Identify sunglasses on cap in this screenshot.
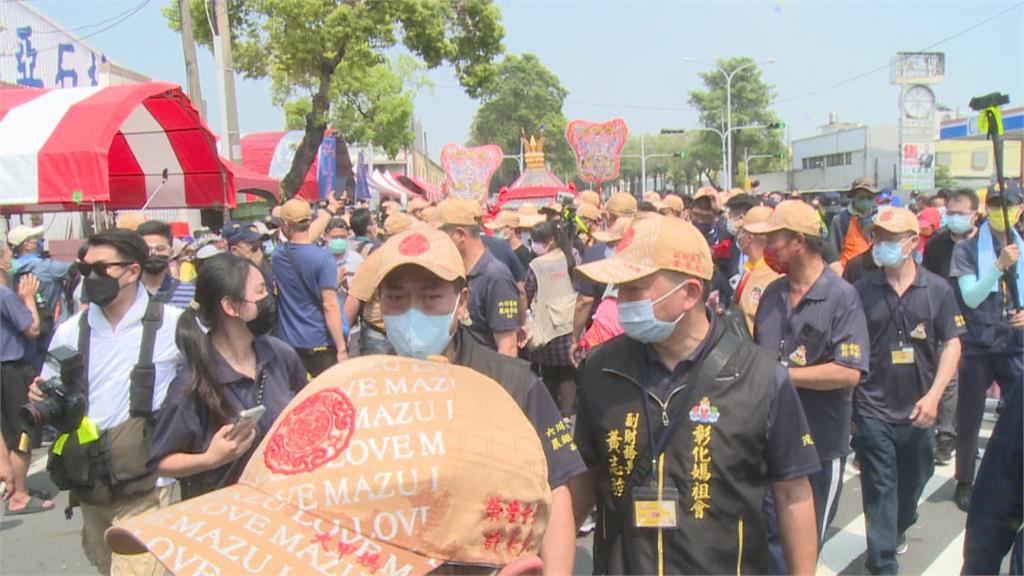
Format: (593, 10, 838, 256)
(77, 260, 132, 278)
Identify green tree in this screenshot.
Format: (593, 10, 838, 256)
(934, 164, 956, 189)
(469, 53, 572, 191)
(165, 0, 504, 198)
(687, 57, 786, 189)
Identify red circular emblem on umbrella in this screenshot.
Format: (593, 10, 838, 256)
(615, 227, 636, 253)
(399, 233, 431, 256)
(264, 389, 356, 475)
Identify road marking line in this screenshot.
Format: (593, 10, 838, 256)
(818, 469, 953, 575)
(922, 529, 964, 575)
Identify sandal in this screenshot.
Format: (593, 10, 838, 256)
(5, 495, 55, 516)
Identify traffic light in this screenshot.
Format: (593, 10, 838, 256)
(768, 122, 785, 129)
(776, 151, 786, 158)
(674, 151, 687, 158)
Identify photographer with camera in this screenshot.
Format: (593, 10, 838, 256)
(1, 241, 51, 515)
(149, 253, 304, 500)
(28, 229, 183, 576)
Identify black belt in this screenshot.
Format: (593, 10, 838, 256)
(295, 344, 336, 357)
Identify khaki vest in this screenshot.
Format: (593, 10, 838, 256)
(526, 251, 576, 349)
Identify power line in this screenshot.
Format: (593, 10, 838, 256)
(14, 1, 149, 35)
(432, 82, 691, 112)
(776, 1, 1024, 104)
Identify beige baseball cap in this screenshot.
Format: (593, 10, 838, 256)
(114, 212, 147, 231)
(869, 207, 919, 235)
(484, 210, 520, 231)
(578, 215, 714, 283)
(6, 225, 45, 247)
(590, 216, 634, 244)
(375, 226, 466, 284)
(383, 212, 416, 236)
(408, 197, 430, 212)
(281, 199, 312, 223)
(605, 192, 638, 217)
(849, 177, 880, 196)
(577, 203, 602, 222)
(106, 355, 552, 576)
(658, 195, 684, 213)
(434, 198, 482, 227)
(744, 200, 822, 236)
(579, 190, 601, 208)
(739, 206, 774, 231)
(643, 191, 662, 204)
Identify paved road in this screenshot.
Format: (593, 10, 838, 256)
(0, 403, 1004, 575)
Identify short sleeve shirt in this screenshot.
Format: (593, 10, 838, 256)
(922, 228, 957, 281)
(271, 243, 338, 348)
(482, 234, 526, 283)
(348, 249, 385, 330)
(466, 250, 520, 350)
(754, 266, 870, 460)
(149, 335, 305, 488)
(0, 285, 32, 362)
(949, 233, 1020, 354)
(575, 242, 610, 298)
(854, 267, 965, 424)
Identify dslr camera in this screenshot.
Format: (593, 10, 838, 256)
(20, 346, 86, 436)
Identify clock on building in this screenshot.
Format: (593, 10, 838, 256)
(902, 85, 936, 119)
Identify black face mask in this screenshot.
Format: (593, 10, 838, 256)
(143, 255, 169, 274)
(83, 272, 121, 308)
(245, 294, 277, 337)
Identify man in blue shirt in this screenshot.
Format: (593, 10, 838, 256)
(137, 220, 195, 309)
(7, 225, 71, 322)
(271, 199, 347, 376)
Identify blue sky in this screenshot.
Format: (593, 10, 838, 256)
(32, 0, 1024, 160)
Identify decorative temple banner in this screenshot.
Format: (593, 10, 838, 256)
(440, 143, 504, 204)
(565, 119, 629, 187)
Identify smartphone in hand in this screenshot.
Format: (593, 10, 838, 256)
(226, 405, 266, 441)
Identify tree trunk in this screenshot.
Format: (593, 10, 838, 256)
(281, 55, 343, 200)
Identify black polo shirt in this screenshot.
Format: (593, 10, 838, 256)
(466, 249, 521, 350)
(618, 311, 821, 482)
(149, 335, 307, 488)
(922, 227, 957, 280)
(452, 328, 586, 489)
(753, 266, 870, 461)
(481, 234, 526, 282)
(854, 266, 965, 424)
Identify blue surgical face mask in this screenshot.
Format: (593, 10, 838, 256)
(617, 282, 688, 344)
(946, 213, 974, 235)
(262, 239, 276, 256)
(384, 296, 459, 359)
(871, 239, 912, 268)
(328, 238, 348, 255)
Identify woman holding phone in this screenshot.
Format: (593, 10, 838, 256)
(150, 253, 306, 499)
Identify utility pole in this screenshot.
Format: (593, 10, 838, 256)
(177, 0, 204, 119)
(212, 0, 240, 160)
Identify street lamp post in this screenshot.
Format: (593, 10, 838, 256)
(662, 122, 776, 190)
(621, 134, 681, 196)
(682, 57, 775, 190)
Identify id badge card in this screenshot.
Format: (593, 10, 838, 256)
(632, 485, 680, 529)
(891, 345, 915, 365)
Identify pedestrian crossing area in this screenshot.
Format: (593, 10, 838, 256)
(819, 418, 995, 575)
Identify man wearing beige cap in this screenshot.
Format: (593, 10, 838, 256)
(271, 198, 347, 376)
(570, 215, 820, 575)
(370, 227, 587, 573)
(435, 199, 522, 356)
(578, 189, 602, 209)
(827, 177, 882, 269)
(485, 210, 532, 269)
(570, 193, 639, 361)
(850, 207, 963, 573)
(748, 199, 870, 573)
(731, 206, 782, 335)
(656, 194, 684, 218)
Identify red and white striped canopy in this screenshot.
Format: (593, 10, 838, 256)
(0, 82, 235, 210)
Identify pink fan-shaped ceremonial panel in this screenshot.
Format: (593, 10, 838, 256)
(440, 143, 504, 205)
(565, 119, 629, 184)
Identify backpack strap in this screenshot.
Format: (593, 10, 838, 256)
(128, 300, 163, 418)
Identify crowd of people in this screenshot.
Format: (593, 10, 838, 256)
(0, 177, 1020, 575)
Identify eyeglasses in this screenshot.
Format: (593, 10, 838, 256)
(77, 261, 132, 278)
